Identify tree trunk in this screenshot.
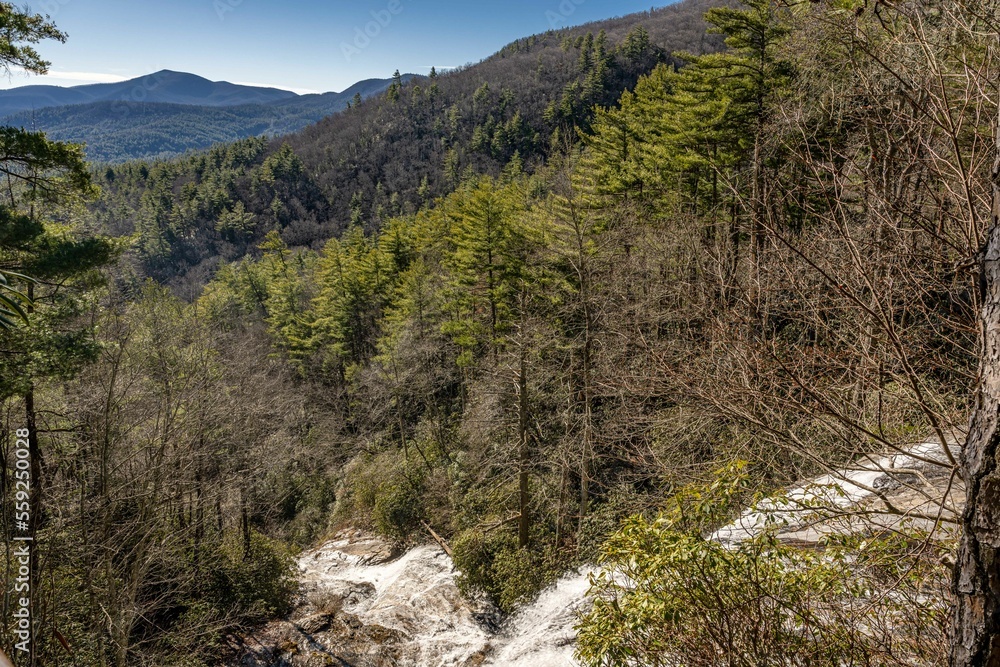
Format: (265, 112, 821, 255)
(950, 115, 1000, 667)
(241, 494, 252, 561)
(517, 308, 531, 549)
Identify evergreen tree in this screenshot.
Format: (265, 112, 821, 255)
(311, 225, 393, 371)
(0, 8, 119, 664)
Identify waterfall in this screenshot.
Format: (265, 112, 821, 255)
(483, 567, 595, 666)
(258, 529, 595, 666)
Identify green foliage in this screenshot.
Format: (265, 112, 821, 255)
(1, 278, 321, 664)
(207, 531, 298, 623)
(580, 65, 676, 202)
(6, 1, 982, 663)
(577, 469, 951, 666)
(575, 483, 649, 562)
(0, 3, 67, 75)
(311, 224, 395, 368)
(373, 466, 426, 542)
(0, 126, 96, 199)
(452, 530, 549, 613)
(215, 200, 257, 238)
(89, 136, 328, 282)
(0, 92, 118, 383)
(0, 269, 31, 328)
(272, 471, 339, 547)
(440, 175, 543, 356)
(332, 451, 429, 542)
(79, 4, 725, 286)
(582, 0, 793, 215)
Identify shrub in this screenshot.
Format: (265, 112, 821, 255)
(576, 467, 950, 667)
(271, 470, 338, 546)
(452, 530, 547, 613)
(331, 450, 399, 528)
(207, 531, 297, 624)
(373, 468, 426, 541)
(575, 483, 648, 562)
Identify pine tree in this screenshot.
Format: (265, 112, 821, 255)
(0, 13, 118, 660)
(311, 225, 393, 371)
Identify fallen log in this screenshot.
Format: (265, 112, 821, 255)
(421, 520, 453, 557)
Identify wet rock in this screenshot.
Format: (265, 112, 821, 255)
(295, 613, 332, 635)
(872, 471, 922, 492)
(230, 529, 496, 666)
(304, 580, 376, 616)
(462, 650, 488, 666)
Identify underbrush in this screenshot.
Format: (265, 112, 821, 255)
(577, 466, 952, 667)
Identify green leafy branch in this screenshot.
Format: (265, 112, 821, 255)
(0, 269, 32, 328)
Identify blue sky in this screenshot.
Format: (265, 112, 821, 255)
(2, 1, 671, 94)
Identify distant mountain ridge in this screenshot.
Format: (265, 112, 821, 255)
(0, 72, 415, 162)
(0, 70, 299, 117)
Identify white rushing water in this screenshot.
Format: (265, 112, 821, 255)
(297, 533, 491, 666)
(268, 440, 959, 666)
(483, 568, 594, 667)
(293, 529, 593, 666)
(712, 438, 961, 545)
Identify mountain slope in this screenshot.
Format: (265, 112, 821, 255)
(1, 76, 408, 163)
(287, 0, 725, 232)
(0, 70, 297, 116)
(89, 0, 727, 287)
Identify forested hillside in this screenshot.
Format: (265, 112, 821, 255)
(87, 0, 724, 290)
(0, 70, 299, 116)
(1, 0, 996, 664)
(0, 74, 405, 163)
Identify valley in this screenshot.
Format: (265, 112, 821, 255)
(0, 71, 407, 162)
(0, 0, 994, 665)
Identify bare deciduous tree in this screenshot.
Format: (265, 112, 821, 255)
(950, 111, 1000, 667)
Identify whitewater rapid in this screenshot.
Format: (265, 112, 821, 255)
(237, 438, 960, 666)
(482, 568, 593, 666)
(289, 529, 592, 666)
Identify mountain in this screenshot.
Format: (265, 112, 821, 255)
(280, 0, 725, 241)
(89, 0, 727, 287)
(272, 77, 418, 115)
(16, 0, 978, 663)
(0, 75, 410, 162)
(0, 70, 298, 116)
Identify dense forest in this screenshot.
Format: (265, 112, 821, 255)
(1, 0, 998, 664)
(87, 0, 724, 293)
